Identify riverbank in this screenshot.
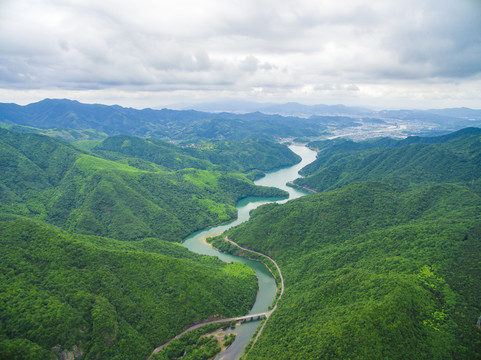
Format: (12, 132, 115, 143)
(153, 144, 317, 360)
(286, 181, 317, 193)
(201, 234, 220, 247)
(222, 237, 285, 358)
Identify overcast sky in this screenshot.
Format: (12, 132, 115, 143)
(1, 0, 480, 109)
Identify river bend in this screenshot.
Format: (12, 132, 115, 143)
(182, 144, 317, 360)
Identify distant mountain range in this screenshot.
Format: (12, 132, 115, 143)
(1, 99, 480, 142)
(167, 100, 371, 116)
(172, 100, 481, 120)
(0, 99, 328, 141)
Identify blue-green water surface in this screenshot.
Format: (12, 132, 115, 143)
(182, 145, 317, 360)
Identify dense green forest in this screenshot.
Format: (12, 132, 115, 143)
(3, 118, 481, 359)
(93, 135, 300, 174)
(218, 128, 481, 359)
(226, 183, 481, 359)
(295, 127, 481, 192)
(0, 128, 292, 241)
(0, 217, 257, 359)
(0, 128, 301, 359)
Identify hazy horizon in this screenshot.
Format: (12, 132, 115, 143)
(3, 97, 481, 113)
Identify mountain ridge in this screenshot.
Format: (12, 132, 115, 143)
(2, 99, 481, 142)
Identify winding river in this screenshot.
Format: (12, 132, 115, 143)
(182, 144, 317, 360)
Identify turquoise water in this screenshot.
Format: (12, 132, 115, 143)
(182, 144, 317, 360)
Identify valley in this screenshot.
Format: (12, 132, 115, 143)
(0, 100, 480, 359)
(3, 0, 481, 358)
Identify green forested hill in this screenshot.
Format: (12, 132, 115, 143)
(6, 118, 481, 360)
(0, 128, 79, 192)
(46, 158, 280, 241)
(0, 128, 289, 241)
(226, 182, 481, 359)
(93, 135, 300, 174)
(0, 217, 257, 359)
(93, 135, 214, 171)
(183, 138, 301, 173)
(219, 128, 481, 359)
(296, 127, 481, 192)
(0, 128, 295, 359)
(0, 99, 328, 141)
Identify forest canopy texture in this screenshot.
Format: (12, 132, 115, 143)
(224, 128, 481, 359)
(1, 123, 481, 359)
(0, 128, 299, 359)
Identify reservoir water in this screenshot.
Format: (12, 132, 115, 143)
(182, 144, 317, 360)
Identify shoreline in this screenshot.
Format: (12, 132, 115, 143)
(149, 144, 316, 360)
(200, 234, 220, 247)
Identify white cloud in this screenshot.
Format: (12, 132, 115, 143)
(0, 0, 480, 108)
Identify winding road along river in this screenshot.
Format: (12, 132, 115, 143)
(182, 144, 317, 360)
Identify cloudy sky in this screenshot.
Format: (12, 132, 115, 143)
(1, 0, 480, 109)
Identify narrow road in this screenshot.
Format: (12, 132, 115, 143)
(147, 238, 285, 360)
(147, 144, 310, 360)
(224, 237, 284, 305)
(148, 311, 271, 358)
(224, 237, 284, 356)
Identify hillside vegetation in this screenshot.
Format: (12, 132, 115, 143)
(0, 217, 257, 359)
(217, 128, 481, 359)
(93, 135, 300, 174)
(0, 128, 291, 241)
(4, 117, 481, 359)
(296, 127, 481, 192)
(226, 183, 481, 359)
(0, 128, 300, 359)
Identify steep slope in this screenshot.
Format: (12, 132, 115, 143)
(183, 138, 301, 173)
(93, 135, 301, 173)
(0, 128, 297, 359)
(296, 127, 481, 192)
(0, 128, 79, 188)
(225, 182, 481, 359)
(0, 129, 288, 241)
(47, 156, 283, 241)
(0, 217, 257, 359)
(93, 135, 214, 171)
